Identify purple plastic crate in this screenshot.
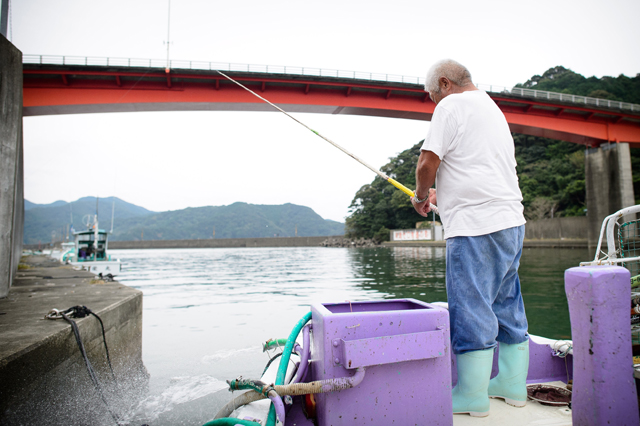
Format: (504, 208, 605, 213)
(310, 299, 453, 426)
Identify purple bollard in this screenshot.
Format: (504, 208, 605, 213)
(565, 266, 639, 426)
(310, 299, 453, 426)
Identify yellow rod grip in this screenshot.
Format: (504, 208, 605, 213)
(387, 177, 415, 198)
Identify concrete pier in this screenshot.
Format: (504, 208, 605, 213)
(0, 255, 147, 425)
(585, 143, 635, 247)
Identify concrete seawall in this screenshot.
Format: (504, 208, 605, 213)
(32, 217, 591, 253)
(386, 218, 589, 248)
(109, 235, 345, 250)
(0, 255, 147, 425)
(524, 216, 588, 240)
(384, 239, 587, 248)
(0, 35, 24, 298)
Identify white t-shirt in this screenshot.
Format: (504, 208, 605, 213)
(421, 90, 525, 239)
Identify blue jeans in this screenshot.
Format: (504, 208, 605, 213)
(446, 225, 528, 354)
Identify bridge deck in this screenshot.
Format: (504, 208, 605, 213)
(22, 61, 640, 147)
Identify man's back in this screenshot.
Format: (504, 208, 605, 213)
(421, 90, 525, 238)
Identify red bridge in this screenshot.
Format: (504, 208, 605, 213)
(21, 56, 640, 245)
(22, 56, 640, 148)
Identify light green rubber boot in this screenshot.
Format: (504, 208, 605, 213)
(452, 348, 494, 417)
(488, 340, 530, 407)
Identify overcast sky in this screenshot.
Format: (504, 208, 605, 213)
(9, 0, 640, 222)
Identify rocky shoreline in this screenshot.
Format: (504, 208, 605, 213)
(319, 237, 380, 248)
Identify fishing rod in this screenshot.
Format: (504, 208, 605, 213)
(216, 70, 439, 215)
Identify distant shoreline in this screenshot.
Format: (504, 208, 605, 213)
(384, 239, 588, 249)
(24, 236, 588, 251)
(106, 235, 345, 250)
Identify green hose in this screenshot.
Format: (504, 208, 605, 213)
(263, 338, 289, 351)
(228, 378, 273, 396)
(266, 311, 313, 426)
(276, 312, 312, 386)
(205, 311, 313, 426)
(202, 419, 261, 426)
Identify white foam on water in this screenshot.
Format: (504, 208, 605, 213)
(201, 345, 263, 363)
(125, 374, 228, 423)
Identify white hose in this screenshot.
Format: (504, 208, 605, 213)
(214, 367, 366, 420)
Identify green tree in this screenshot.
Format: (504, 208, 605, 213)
(345, 66, 640, 239)
(345, 135, 588, 240)
(514, 134, 586, 218)
(516, 66, 640, 104)
(345, 142, 435, 240)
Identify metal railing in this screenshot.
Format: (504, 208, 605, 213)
(510, 87, 639, 112)
(475, 84, 640, 112)
(22, 55, 640, 113)
(22, 54, 424, 85)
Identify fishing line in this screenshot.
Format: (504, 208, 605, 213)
(115, 69, 152, 104)
(216, 70, 438, 215)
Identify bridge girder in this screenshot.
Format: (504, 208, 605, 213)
(22, 64, 640, 147)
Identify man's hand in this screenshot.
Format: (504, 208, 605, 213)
(413, 150, 440, 217)
(411, 188, 437, 217)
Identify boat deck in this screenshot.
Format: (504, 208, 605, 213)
(454, 398, 571, 426)
(282, 381, 572, 425)
(453, 380, 572, 426)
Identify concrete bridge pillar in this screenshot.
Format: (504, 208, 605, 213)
(585, 142, 635, 247)
(0, 35, 24, 298)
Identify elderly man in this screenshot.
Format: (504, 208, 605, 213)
(412, 59, 529, 417)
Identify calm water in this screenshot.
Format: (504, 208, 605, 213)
(110, 246, 589, 425)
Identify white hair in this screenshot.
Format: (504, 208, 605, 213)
(424, 59, 473, 94)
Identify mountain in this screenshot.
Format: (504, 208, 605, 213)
(25, 199, 67, 210)
(109, 202, 344, 241)
(24, 199, 344, 244)
(24, 197, 156, 244)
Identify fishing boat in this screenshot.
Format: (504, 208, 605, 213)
(205, 205, 640, 426)
(67, 214, 121, 276)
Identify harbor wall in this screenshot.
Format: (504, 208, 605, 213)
(385, 217, 588, 248)
(0, 35, 24, 298)
(34, 218, 588, 252)
(108, 235, 344, 250)
(524, 216, 587, 240)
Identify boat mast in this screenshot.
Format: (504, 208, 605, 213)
(94, 197, 99, 252)
(165, 0, 171, 71)
(68, 203, 73, 241)
(110, 198, 115, 233)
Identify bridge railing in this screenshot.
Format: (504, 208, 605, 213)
(475, 84, 640, 113)
(22, 54, 424, 85)
(23, 55, 640, 113)
(510, 87, 639, 112)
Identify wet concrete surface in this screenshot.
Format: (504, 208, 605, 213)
(0, 254, 147, 425)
